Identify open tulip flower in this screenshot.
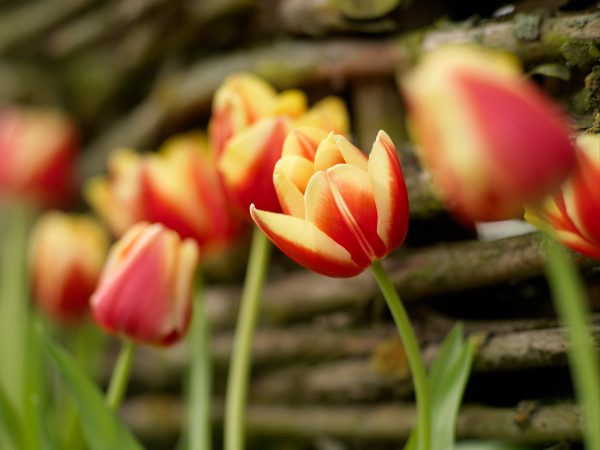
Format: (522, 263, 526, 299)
(526, 133, 600, 259)
(211, 72, 349, 217)
(86, 133, 242, 257)
(86, 149, 145, 237)
(209, 73, 308, 156)
(91, 222, 199, 346)
(402, 45, 577, 222)
(250, 129, 409, 277)
(0, 107, 78, 208)
(29, 212, 109, 323)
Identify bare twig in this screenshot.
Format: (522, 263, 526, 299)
(82, 11, 600, 177)
(121, 395, 582, 443)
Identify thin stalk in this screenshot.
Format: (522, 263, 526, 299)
(224, 227, 271, 450)
(105, 340, 135, 410)
(371, 260, 430, 450)
(188, 277, 212, 450)
(544, 236, 600, 450)
(0, 203, 31, 414)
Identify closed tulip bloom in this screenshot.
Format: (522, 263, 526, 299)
(29, 212, 109, 323)
(91, 223, 199, 346)
(402, 45, 577, 222)
(251, 130, 409, 277)
(0, 107, 78, 208)
(526, 133, 600, 259)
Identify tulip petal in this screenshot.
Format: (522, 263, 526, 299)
(273, 156, 312, 218)
(368, 130, 409, 250)
(269, 89, 308, 117)
(250, 206, 362, 277)
(295, 96, 350, 135)
(305, 167, 385, 267)
(218, 117, 288, 214)
(282, 127, 329, 160)
(314, 134, 368, 172)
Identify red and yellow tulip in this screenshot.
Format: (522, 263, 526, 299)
(402, 45, 577, 222)
(86, 133, 242, 256)
(85, 149, 145, 237)
(91, 222, 199, 346)
(251, 129, 409, 277)
(210, 73, 350, 218)
(29, 212, 109, 323)
(0, 107, 78, 208)
(526, 133, 600, 259)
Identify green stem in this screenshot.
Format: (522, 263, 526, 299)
(188, 277, 212, 450)
(0, 203, 31, 414)
(224, 227, 271, 450)
(371, 261, 430, 450)
(105, 340, 134, 410)
(544, 236, 600, 450)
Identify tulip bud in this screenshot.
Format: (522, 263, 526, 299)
(251, 130, 409, 277)
(91, 223, 199, 346)
(85, 149, 145, 237)
(526, 133, 600, 259)
(29, 212, 109, 323)
(141, 133, 242, 255)
(402, 45, 577, 222)
(0, 107, 78, 208)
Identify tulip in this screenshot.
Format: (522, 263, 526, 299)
(209, 73, 307, 156)
(212, 73, 350, 218)
(140, 133, 242, 255)
(250, 129, 409, 277)
(29, 212, 109, 323)
(401, 45, 577, 222)
(0, 107, 78, 208)
(526, 133, 600, 259)
(85, 149, 146, 237)
(86, 134, 242, 257)
(91, 222, 199, 346)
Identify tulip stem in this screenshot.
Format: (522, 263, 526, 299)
(188, 276, 212, 450)
(370, 261, 430, 450)
(224, 227, 271, 450)
(105, 339, 134, 410)
(543, 236, 600, 450)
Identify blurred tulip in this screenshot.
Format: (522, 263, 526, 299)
(29, 212, 109, 323)
(141, 133, 242, 255)
(251, 130, 409, 277)
(209, 73, 307, 156)
(85, 149, 145, 237)
(526, 133, 600, 258)
(86, 134, 242, 257)
(0, 107, 78, 208)
(211, 73, 350, 218)
(402, 45, 577, 222)
(91, 222, 199, 346)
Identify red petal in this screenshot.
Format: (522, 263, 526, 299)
(305, 167, 385, 267)
(251, 206, 363, 277)
(368, 130, 409, 252)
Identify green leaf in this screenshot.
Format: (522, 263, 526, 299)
(41, 330, 145, 450)
(0, 384, 25, 449)
(429, 323, 477, 450)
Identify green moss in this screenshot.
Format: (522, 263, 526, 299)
(584, 66, 600, 112)
(559, 40, 600, 68)
(513, 14, 541, 42)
